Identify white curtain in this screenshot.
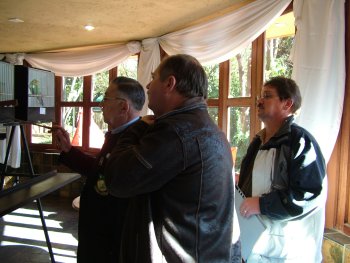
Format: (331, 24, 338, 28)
(159, 0, 291, 65)
(24, 41, 141, 76)
(137, 38, 160, 115)
(292, 0, 345, 162)
(138, 0, 291, 111)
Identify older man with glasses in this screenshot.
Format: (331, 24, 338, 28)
(54, 76, 145, 263)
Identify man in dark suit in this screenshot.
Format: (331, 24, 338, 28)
(54, 76, 145, 263)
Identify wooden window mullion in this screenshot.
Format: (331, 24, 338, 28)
(218, 61, 230, 133)
(82, 76, 92, 150)
(250, 34, 265, 137)
(109, 67, 118, 82)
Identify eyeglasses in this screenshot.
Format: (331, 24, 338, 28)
(256, 94, 279, 100)
(102, 96, 126, 102)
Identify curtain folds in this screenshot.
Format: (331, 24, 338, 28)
(292, 0, 345, 162)
(137, 0, 291, 113)
(137, 38, 160, 115)
(138, 0, 291, 113)
(1, 0, 291, 80)
(159, 0, 291, 65)
(24, 41, 141, 77)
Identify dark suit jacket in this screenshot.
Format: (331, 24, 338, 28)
(60, 131, 129, 263)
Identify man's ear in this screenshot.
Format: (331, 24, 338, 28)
(120, 100, 130, 113)
(284, 98, 294, 111)
(165, 75, 177, 92)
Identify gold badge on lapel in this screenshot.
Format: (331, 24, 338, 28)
(95, 174, 108, 196)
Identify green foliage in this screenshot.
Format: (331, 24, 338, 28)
(204, 46, 252, 171)
(208, 107, 219, 124)
(265, 37, 294, 79)
(93, 71, 109, 102)
(229, 107, 250, 171)
(118, 58, 138, 80)
(63, 76, 83, 102)
(230, 46, 252, 98)
(228, 45, 252, 171)
(203, 64, 219, 98)
(91, 71, 109, 130)
(62, 77, 83, 129)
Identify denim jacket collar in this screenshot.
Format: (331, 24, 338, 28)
(156, 97, 207, 121)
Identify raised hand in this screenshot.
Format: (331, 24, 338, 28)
(52, 126, 72, 153)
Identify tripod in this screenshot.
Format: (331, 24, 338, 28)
(0, 122, 56, 263)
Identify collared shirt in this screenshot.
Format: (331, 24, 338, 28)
(111, 117, 140, 135)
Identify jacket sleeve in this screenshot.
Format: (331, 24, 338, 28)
(259, 130, 326, 220)
(104, 120, 184, 198)
(59, 147, 98, 177)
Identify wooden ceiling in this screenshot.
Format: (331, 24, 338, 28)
(0, 0, 254, 53)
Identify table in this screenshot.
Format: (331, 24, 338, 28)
(0, 171, 81, 262)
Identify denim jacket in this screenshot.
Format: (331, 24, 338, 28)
(105, 97, 234, 263)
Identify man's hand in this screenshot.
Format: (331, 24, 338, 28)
(240, 197, 261, 218)
(141, 115, 156, 125)
(52, 126, 72, 153)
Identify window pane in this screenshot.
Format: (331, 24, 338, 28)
(62, 77, 83, 102)
(61, 107, 82, 147)
(227, 107, 250, 172)
(92, 71, 109, 102)
(203, 64, 219, 99)
(229, 44, 252, 98)
(31, 122, 52, 144)
(90, 107, 107, 148)
(117, 56, 138, 79)
(264, 12, 295, 80)
(264, 36, 294, 80)
(208, 107, 218, 125)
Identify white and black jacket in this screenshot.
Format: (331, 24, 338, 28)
(239, 116, 327, 262)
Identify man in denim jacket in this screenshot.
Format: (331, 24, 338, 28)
(105, 54, 235, 262)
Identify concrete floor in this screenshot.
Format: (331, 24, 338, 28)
(0, 195, 79, 263)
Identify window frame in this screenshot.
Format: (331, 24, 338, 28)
(27, 67, 118, 153)
(23, 2, 350, 233)
(207, 33, 265, 145)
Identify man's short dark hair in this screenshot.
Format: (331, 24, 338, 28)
(264, 76, 302, 113)
(111, 76, 145, 111)
(158, 54, 208, 99)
